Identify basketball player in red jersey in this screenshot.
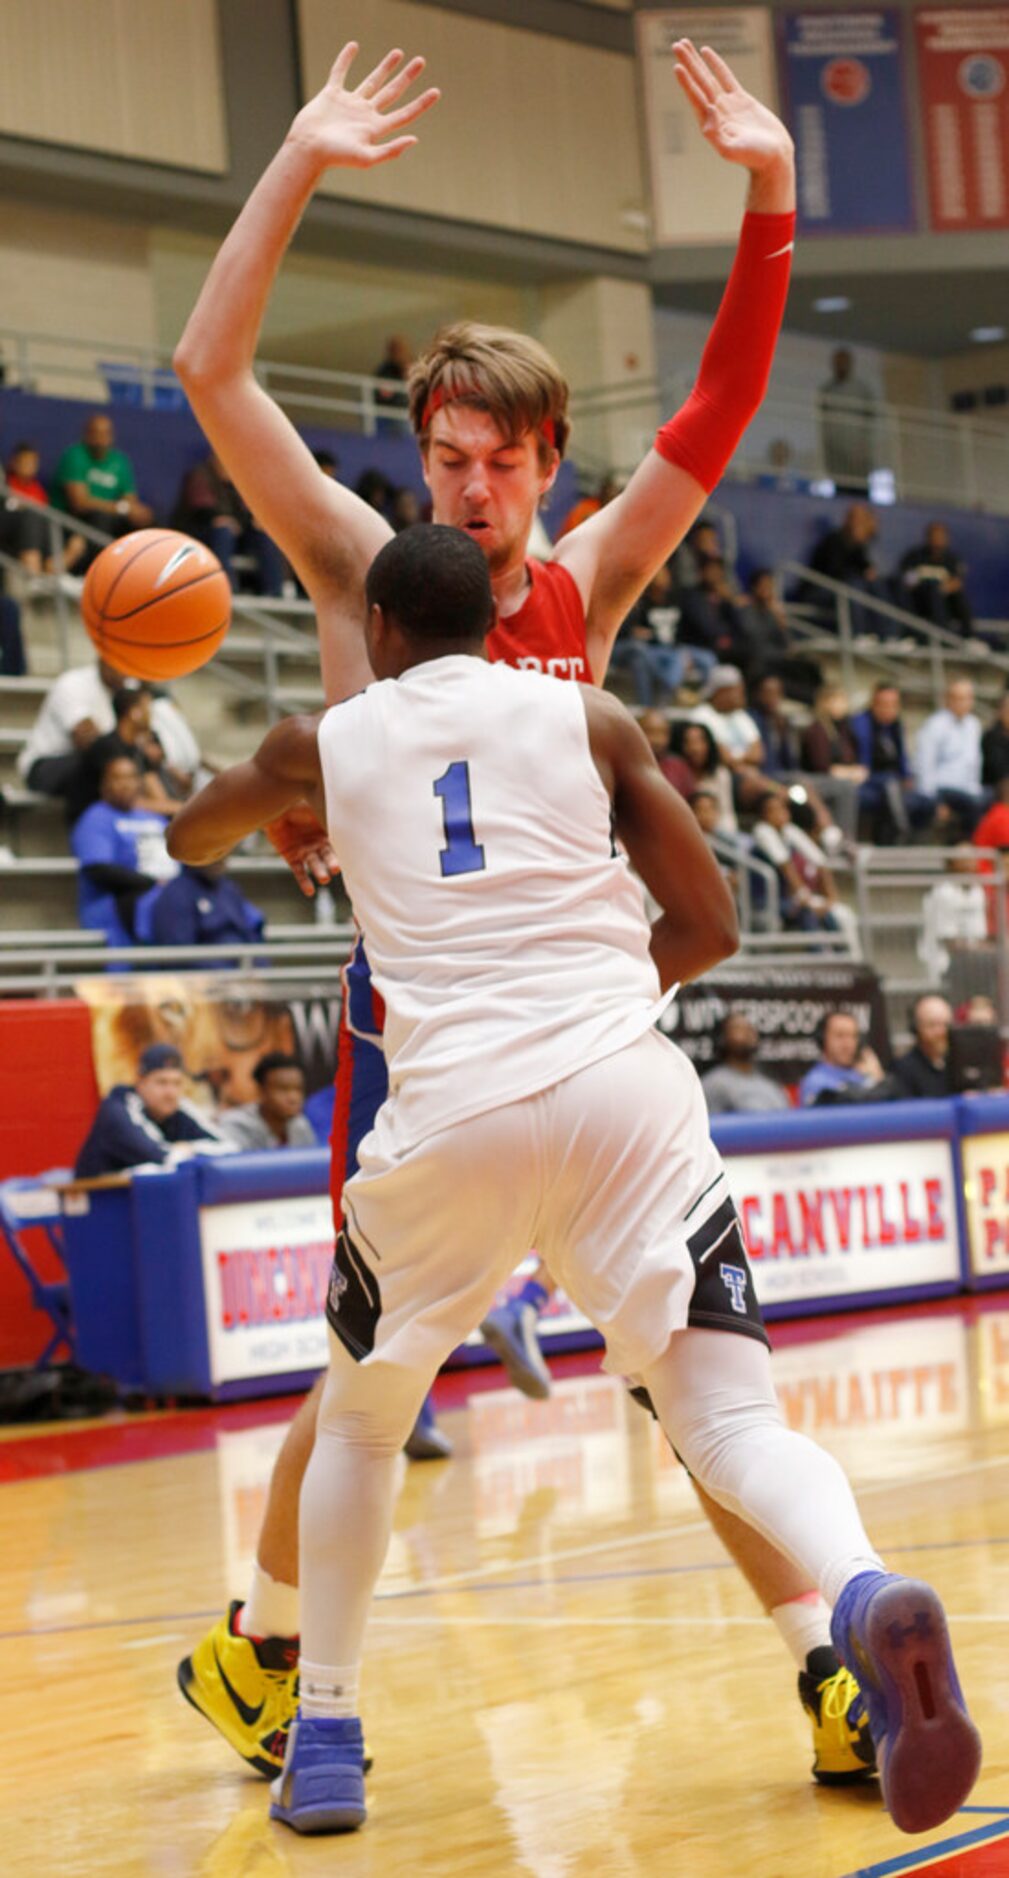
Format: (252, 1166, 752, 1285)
(172, 37, 872, 1792)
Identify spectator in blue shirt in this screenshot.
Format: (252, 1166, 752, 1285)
(850, 683, 934, 842)
(74, 1042, 224, 1176)
(70, 752, 175, 947)
(799, 1011, 885, 1107)
(914, 678, 988, 837)
(149, 861, 265, 956)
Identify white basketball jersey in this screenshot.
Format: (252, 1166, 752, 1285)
(318, 656, 670, 1152)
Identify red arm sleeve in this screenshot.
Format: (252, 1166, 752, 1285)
(654, 209, 795, 495)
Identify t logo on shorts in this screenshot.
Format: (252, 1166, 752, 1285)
(719, 1262, 749, 1315)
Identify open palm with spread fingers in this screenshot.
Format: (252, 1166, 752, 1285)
(673, 39, 792, 173)
(289, 41, 440, 170)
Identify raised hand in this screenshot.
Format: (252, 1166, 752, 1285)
(288, 41, 440, 172)
(673, 40, 793, 176)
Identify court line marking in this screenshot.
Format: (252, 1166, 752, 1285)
(840, 1814, 1009, 1877)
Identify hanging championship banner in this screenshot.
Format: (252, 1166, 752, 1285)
(636, 8, 779, 242)
(778, 10, 915, 234)
(915, 6, 1009, 230)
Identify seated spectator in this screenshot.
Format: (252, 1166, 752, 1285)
(667, 719, 737, 830)
(218, 1052, 316, 1150)
(2, 440, 81, 573)
(692, 667, 773, 813)
(172, 452, 284, 597)
(799, 684, 866, 845)
(669, 518, 724, 594)
(149, 860, 265, 953)
(892, 994, 953, 1100)
(70, 752, 177, 947)
(799, 1012, 885, 1106)
(691, 788, 748, 900)
(899, 523, 974, 639)
(915, 679, 987, 838)
(50, 414, 153, 564)
(701, 1012, 789, 1114)
(918, 848, 989, 982)
(806, 503, 891, 638)
(751, 792, 856, 940)
(0, 586, 24, 676)
(678, 557, 746, 665)
(555, 472, 622, 541)
(372, 335, 412, 432)
(850, 683, 935, 843)
(18, 658, 199, 802)
(612, 566, 715, 706)
(748, 674, 844, 852)
(973, 778, 1009, 852)
(732, 568, 821, 703)
(66, 682, 186, 824)
(982, 690, 1009, 791)
(74, 1042, 224, 1177)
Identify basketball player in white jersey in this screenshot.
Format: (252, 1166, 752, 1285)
(169, 525, 979, 1838)
(172, 33, 875, 1792)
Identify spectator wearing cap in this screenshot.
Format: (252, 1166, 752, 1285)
(74, 1043, 225, 1177)
(218, 1053, 316, 1151)
(692, 666, 776, 814)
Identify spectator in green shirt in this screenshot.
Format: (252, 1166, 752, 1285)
(51, 413, 153, 566)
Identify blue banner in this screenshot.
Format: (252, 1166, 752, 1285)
(778, 10, 916, 235)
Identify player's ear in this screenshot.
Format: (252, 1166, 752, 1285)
(538, 448, 561, 499)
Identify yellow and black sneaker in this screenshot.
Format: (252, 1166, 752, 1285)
(798, 1648, 877, 1786)
(178, 1601, 300, 1779)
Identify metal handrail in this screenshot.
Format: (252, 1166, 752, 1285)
(782, 559, 1009, 707)
(854, 845, 1009, 1024)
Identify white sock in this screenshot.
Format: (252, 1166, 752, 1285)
(240, 1560, 301, 1641)
(300, 1658, 360, 1720)
(820, 1556, 888, 1612)
(771, 1592, 833, 1669)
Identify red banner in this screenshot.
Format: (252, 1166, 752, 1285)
(916, 6, 1009, 229)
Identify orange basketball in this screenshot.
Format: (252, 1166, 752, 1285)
(81, 529, 232, 681)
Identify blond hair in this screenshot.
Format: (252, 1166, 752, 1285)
(408, 322, 570, 462)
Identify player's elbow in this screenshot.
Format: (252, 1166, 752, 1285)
(166, 811, 215, 867)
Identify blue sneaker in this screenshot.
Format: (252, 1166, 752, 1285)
(831, 1571, 981, 1834)
(403, 1392, 453, 1461)
(269, 1714, 366, 1835)
(480, 1299, 551, 1400)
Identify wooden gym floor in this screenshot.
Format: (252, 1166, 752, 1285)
(4, 1298, 1009, 1878)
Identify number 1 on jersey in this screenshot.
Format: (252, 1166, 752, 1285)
(433, 761, 486, 877)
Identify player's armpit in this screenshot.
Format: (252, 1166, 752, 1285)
(168, 714, 329, 877)
(583, 689, 738, 987)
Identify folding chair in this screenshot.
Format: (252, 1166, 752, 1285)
(0, 1172, 76, 1368)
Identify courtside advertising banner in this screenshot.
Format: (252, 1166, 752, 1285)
(637, 8, 779, 242)
(730, 1136, 961, 1307)
(778, 10, 916, 233)
(962, 1131, 1009, 1274)
(915, 6, 1009, 230)
(199, 1193, 334, 1384)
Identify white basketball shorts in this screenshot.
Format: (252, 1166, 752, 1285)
(326, 1027, 767, 1380)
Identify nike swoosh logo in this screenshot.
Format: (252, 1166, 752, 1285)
(155, 542, 202, 588)
(766, 241, 795, 260)
(214, 1645, 265, 1727)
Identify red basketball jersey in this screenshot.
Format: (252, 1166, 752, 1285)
(486, 558, 590, 684)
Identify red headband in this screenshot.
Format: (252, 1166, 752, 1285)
(421, 384, 556, 448)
